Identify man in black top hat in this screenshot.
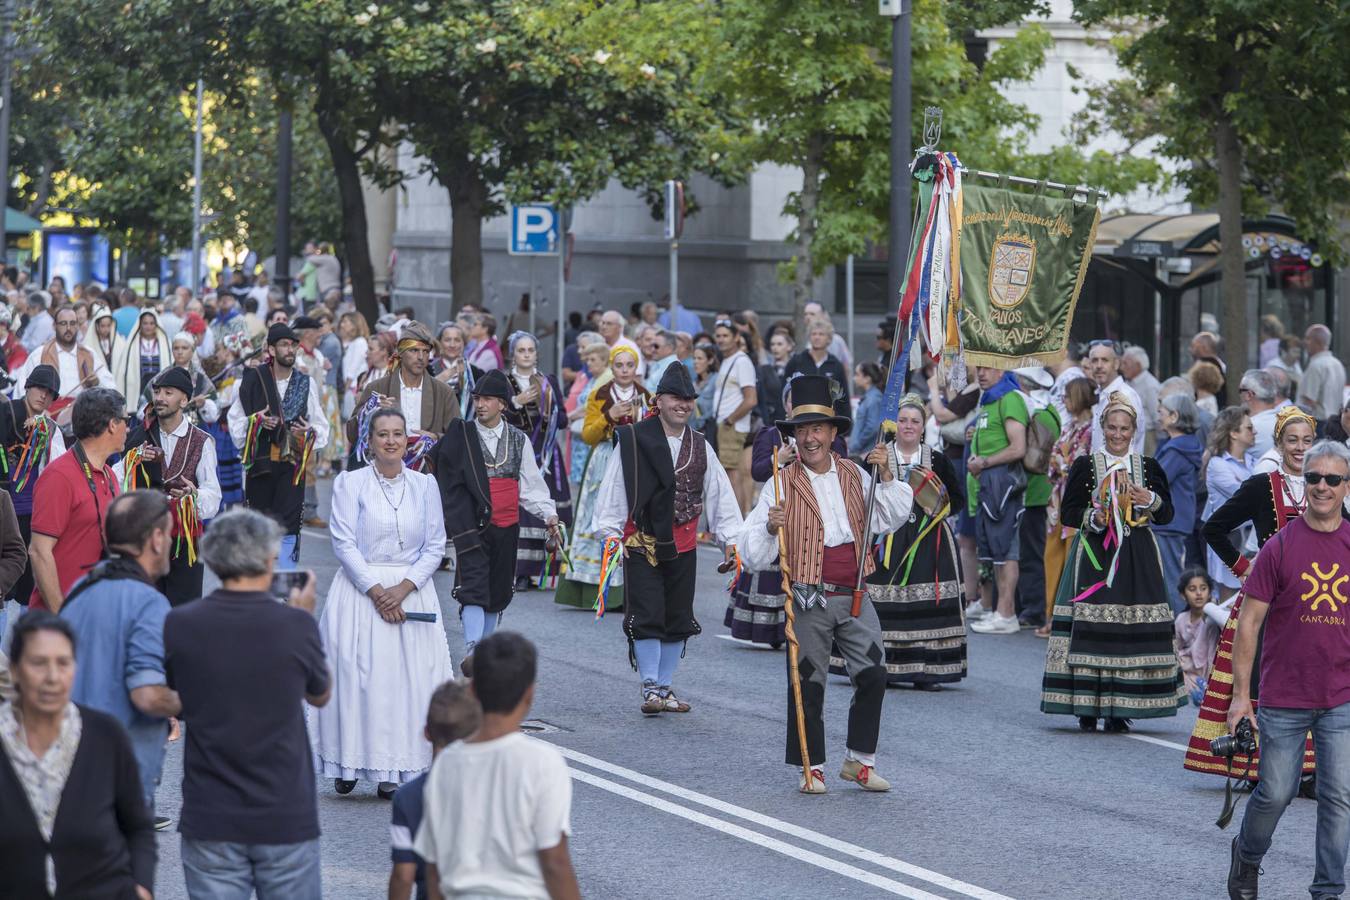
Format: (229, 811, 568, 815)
(433, 368, 557, 665)
(122, 366, 221, 605)
(0, 364, 65, 604)
(591, 363, 744, 715)
(227, 323, 330, 567)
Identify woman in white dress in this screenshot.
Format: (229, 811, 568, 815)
(310, 406, 453, 799)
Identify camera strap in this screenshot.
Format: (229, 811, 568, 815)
(1216, 752, 1254, 829)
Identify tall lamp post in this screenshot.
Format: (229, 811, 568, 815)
(880, 0, 912, 306)
(0, 0, 18, 267)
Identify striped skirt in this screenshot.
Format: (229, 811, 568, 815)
(204, 420, 244, 507)
(724, 568, 785, 647)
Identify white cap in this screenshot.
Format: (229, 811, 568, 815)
(1013, 366, 1054, 388)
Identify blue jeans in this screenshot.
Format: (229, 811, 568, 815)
(1237, 702, 1350, 899)
(1154, 533, 1187, 613)
(182, 837, 322, 900)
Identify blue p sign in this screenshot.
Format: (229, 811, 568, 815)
(509, 205, 559, 256)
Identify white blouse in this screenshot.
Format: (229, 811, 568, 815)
(329, 465, 446, 594)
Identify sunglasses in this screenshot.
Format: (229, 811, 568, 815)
(714, 319, 734, 329)
(1087, 339, 1122, 355)
(1306, 472, 1347, 487)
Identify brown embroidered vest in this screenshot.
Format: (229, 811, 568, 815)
(782, 455, 875, 586)
(672, 428, 706, 526)
(147, 425, 210, 493)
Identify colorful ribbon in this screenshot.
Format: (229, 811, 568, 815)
(723, 544, 742, 594)
(120, 445, 149, 492)
(172, 493, 203, 565)
(10, 416, 53, 493)
(594, 536, 623, 619)
(1071, 461, 1131, 602)
(537, 523, 573, 589)
(290, 429, 316, 486)
(404, 433, 435, 472)
(353, 393, 382, 462)
(240, 412, 266, 468)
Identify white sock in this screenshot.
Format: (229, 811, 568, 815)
(844, 748, 876, 767)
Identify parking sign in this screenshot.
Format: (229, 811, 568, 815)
(509, 204, 559, 255)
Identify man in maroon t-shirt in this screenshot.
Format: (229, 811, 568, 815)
(1227, 440, 1350, 900)
(29, 388, 126, 611)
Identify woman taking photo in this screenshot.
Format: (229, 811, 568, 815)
(1040, 393, 1184, 733)
(0, 612, 156, 898)
(1184, 406, 1319, 784)
(852, 393, 966, 688)
(1038, 377, 1096, 637)
(554, 345, 652, 611)
(502, 331, 572, 589)
(311, 407, 452, 800)
(1202, 406, 1256, 602)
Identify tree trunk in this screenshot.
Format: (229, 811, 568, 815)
(313, 93, 379, 325)
(1213, 95, 1248, 385)
(791, 131, 825, 326)
(447, 167, 488, 313)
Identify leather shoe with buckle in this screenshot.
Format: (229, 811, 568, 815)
(840, 758, 891, 792)
(799, 767, 826, 794)
(1227, 837, 1260, 899)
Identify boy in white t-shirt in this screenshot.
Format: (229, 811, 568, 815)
(414, 632, 579, 900)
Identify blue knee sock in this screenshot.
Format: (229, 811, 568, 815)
(462, 606, 486, 653)
(633, 639, 661, 684)
(277, 535, 298, 570)
(657, 640, 683, 688)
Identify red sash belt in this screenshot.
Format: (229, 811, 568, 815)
(489, 477, 520, 527)
(821, 543, 858, 588)
(622, 516, 700, 554)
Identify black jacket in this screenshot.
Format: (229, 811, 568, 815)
(434, 417, 493, 554)
(0, 705, 155, 899)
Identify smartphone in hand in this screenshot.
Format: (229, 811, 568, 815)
(270, 570, 312, 602)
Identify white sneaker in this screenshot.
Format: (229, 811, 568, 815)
(964, 600, 991, 621)
(970, 613, 1020, 634)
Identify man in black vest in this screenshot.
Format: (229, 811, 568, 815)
(591, 364, 744, 716)
(123, 367, 221, 605)
(434, 369, 557, 664)
(227, 323, 330, 567)
(0, 364, 65, 605)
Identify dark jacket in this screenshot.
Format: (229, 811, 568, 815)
(434, 417, 493, 554)
(0, 705, 155, 899)
(1153, 432, 1203, 537)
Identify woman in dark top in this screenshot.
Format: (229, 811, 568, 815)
(0, 612, 155, 899)
(783, 320, 850, 431)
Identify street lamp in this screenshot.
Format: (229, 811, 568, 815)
(879, 0, 911, 308)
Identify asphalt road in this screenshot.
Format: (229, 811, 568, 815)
(146, 485, 1327, 900)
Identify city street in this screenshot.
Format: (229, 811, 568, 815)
(141, 486, 1323, 900)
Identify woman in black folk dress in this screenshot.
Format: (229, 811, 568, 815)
(829, 394, 967, 687)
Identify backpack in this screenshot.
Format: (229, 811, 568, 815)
(1023, 406, 1060, 475)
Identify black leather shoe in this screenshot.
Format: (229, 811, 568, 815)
(1104, 717, 1133, 733)
(378, 782, 399, 800)
(1078, 716, 1098, 732)
(1299, 774, 1317, 799)
(334, 779, 357, 795)
(1228, 837, 1260, 899)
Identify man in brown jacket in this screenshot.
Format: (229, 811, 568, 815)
(346, 322, 459, 468)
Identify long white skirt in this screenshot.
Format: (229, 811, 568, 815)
(309, 562, 454, 784)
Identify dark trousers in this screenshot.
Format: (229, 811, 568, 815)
(244, 464, 305, 535)
(159, 553, 204, 607)
(1017, 505, 1048, 622)
(622, 551, 700, 645)
(454, 524, 520, 614)
(8, 513, 31, 604)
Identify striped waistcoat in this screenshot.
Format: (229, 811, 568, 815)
(782, 456, 875, 586)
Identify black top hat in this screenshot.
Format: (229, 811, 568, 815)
(655, 361, 698, 400)
(290, 315, 322, 332)
(471, 368, 513, 402)
(154, 366, 194, 398)
(267, 323, 299, 346)
(776, 374, 851, 437)
(24, 364, 59, 398)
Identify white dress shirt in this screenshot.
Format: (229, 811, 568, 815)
(476, 418, 556, 522)
(1090, 376, 1145, 454)
(591, 427, 743, 544)
(227, 368, 331, 451)
(13, 342, 115, 400)
(740, 457, 913, 574)
(398, 373, 424, 434)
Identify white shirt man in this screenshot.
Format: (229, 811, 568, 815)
(14, 335, 116, 400)
(1298, 326, 1346, 421)
(715, 351, 757, 436)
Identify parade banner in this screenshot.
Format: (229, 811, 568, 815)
(956, 184, 1100, 368)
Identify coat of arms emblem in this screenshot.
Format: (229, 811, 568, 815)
(989, 232, 1036, 309)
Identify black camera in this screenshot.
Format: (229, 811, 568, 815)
(1210, 716, 1257, 758)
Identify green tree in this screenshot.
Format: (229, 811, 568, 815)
(1074, 0, 1350, 377)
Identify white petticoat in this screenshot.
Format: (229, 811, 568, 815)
(308, 562, 455, 784)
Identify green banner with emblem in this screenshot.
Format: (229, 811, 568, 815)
(957, 183, 1100, 368)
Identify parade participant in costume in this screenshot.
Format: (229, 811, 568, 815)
(502, 331, 572, 589)
(1040, 392, 1185, 732)
(168, 332, 219, 427)
(346, 322, 458, 473)
(14, 305, 114, 430)
(203, 333, 247, 509)
(554, 345, 652, 611)
(111, 308, 171, 414)
(433, 369, 558, 660)
(311, 407, 453, 800)
(592, 363, 743, 715)
(227, 323, 330, 568)
(0, 365, 65, 604)
(430, 322, 483, 418)
(82, 305, 119, 372)
(120, 367, 221, 605)
(740, 375, 912, 793)
(1185, 406, 1319, 783)
(724, 377, 848, 648)
(839, 393, 967, 688)
(0, 305, 28, 374)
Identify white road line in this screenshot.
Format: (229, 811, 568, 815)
(715, 634, 778, 647)
(1127, 733, 1190, 752)
(555, 745, 1014, 900)
(569, 769, 949, 900)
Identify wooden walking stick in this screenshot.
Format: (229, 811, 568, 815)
(774, 445, 815, 791)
